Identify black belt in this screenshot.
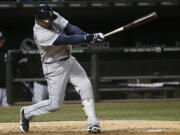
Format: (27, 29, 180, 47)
(60, 56, 70, 61)
(43, 56, 70, 64)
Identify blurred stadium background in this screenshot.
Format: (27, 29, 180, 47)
(1, 0, 180, 105)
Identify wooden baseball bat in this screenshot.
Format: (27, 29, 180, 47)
(104, 12, 158, 37)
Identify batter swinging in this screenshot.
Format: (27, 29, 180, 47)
(20, 4, 104, 134)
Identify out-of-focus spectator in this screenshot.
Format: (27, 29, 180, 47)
(51, 0, 63, 2)
(32, 81, 48, 102)
(20, 0, 49, 2)
(0, 0, 63, 2)
(0, 31, 9, 107)
(18, 38, 48, 103)
(1, 0, 17, 1)
(20, 0, 63, 2)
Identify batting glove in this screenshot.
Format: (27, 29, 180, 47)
(93, 33, 104, 41)
(84, 33, 104, 43)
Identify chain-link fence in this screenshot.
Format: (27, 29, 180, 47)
(6, 47, 180, 104)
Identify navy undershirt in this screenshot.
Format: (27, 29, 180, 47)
(53, 23, 91, 45)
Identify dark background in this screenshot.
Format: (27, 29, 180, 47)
(0, 3, 180, 49)
(1, 1, 180, 76)
(2, 1, 180, 101)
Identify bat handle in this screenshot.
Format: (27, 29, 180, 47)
(104, 27, 124, 38)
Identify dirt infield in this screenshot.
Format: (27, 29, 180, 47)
(0, 120, 180, 135)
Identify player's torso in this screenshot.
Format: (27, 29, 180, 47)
(33, 21, 72, 64)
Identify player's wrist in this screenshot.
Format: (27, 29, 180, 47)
(84, 34, 94, 42)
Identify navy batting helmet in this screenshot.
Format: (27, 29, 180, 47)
(35, 4, 57, 22)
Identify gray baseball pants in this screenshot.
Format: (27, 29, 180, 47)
(23, 56, 99, 127)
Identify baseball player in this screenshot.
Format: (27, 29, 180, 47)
(20, 4, 104, 133)
(0, 31, 9, 107)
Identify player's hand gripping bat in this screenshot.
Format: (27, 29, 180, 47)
(104, 12, 158, 38)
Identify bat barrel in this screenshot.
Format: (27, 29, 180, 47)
(123, 12, 157, 30)
(104, 12, 158, 38)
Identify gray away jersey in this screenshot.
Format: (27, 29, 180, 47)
(33, 11, 72, 64)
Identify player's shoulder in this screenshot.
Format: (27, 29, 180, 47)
(53, 11, 68, 30)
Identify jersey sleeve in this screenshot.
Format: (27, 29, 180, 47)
(54, 11, 68, 30)
(34, 30, 59, 46)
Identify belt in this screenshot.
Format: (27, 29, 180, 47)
(43, 56, 70, 64)
(60, 56, 70, 61)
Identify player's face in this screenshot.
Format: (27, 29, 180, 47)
(0, 39, 5, 48)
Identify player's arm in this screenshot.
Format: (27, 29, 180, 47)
(64, 23, 87, 36)
(54, 12, 87, 35)
(53, 33, 104, 46)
